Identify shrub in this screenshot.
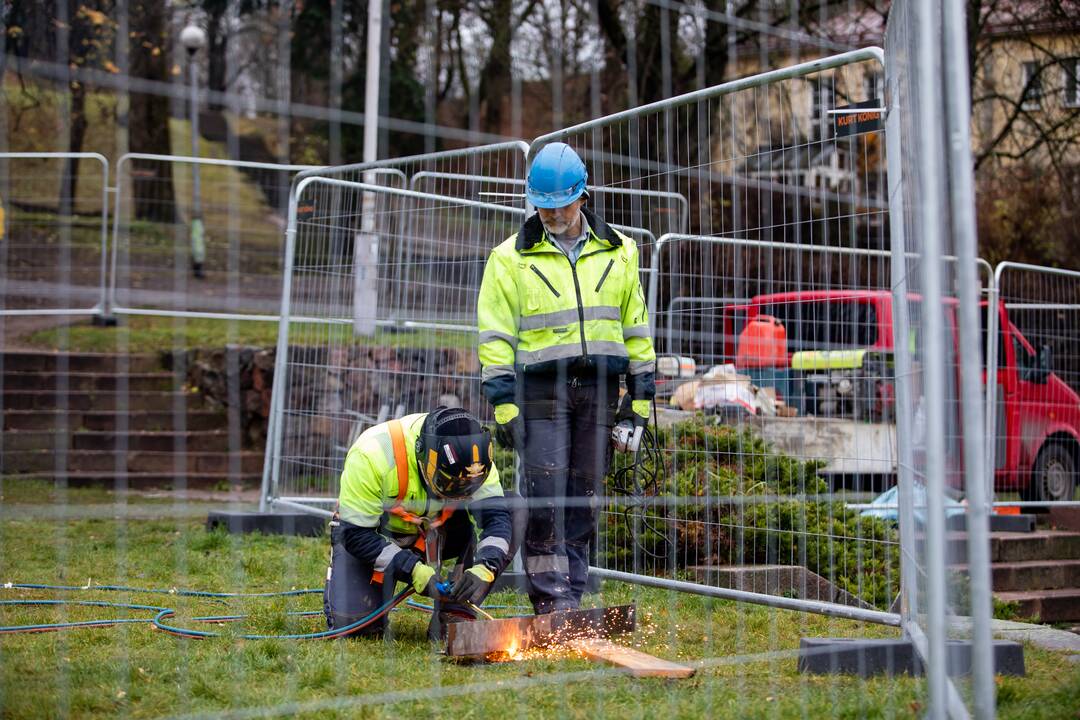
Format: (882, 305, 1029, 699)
(599, 417, 900, 609)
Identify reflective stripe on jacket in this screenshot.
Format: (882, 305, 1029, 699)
(477, 207, 656, 407)
(337, 413, 504, 535)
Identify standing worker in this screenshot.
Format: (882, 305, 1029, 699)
(477, 142, 656, 614)
(324, 407, 521, 639)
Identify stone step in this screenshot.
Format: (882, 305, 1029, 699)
(2, 409, 226, 432)
(2, 390, 204, 412)
(2, 371, 179, 392)
(2, 472, 263, 490)
(929, 531, 1080, 563)
(954, 560, 1080, 591)
(993, 559, 1080, 591)
(994, 588, 1080, 623)
(2, 429, 232, 453)
(2, 450, 264, 475)
(1, 352, 163, 374)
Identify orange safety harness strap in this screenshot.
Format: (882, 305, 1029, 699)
(371, 419, 454, 584)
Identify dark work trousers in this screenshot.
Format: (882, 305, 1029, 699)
(521, 375, 618, 614)
(323, 493, 525, 636)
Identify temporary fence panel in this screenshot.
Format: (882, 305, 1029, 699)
(887, 0, 996, 717)
(261, 143, 530, 515)
(0, 152, 109, 317)
(526, 47, 905, 628)
(109, 153, 356, 321)
(987, 262, 1080, 506)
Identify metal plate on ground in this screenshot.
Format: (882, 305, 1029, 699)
(446, 604, 636, 659)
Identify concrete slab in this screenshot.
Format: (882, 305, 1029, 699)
(797, 637, 1025, 677)
(206, 510, 325, 537)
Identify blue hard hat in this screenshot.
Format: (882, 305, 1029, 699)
(526, 142, 588, 209)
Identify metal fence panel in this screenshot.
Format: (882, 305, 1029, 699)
(527, 48, 908, 625)
(887, 0, 996, 716)
(109, 153, 337, 321)
(987, 262, 1080, 507)
(262, 143, 530, 514)
(0, 152, 109, 317)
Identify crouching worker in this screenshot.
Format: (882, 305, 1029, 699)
(324, 407, 522, 640)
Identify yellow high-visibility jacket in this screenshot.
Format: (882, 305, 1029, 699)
(477, 207, 656, 406)
(337, 413, 510, 580)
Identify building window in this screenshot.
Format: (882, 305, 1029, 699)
(1065, 58, 1080, 108)
(1022, 61, 1042, 110)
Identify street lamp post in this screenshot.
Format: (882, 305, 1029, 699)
(181, 23, 207, 279)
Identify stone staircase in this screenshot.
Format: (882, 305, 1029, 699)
(945, 527, 1080, 623)
(0, 351, 263, 489)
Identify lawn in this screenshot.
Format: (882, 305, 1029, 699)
(22, 316, 475, 353)
(1, 480, 1078, 719)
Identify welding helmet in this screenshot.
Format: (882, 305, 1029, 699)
(415, 407, 494, 500)
(526, 142, 588, 209)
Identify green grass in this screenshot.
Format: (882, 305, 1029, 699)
(22, 316, 475, 353)
(1, 481, 1078, 718)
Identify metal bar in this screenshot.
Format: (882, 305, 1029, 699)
(259, 176, 302, 513)
(913, 0, 950, 713)
(943, 0, 995, 714)
(996, 261, 1080, 280)
(589, 568, 901, 626)
(530, 48, 884, 156)
(1001, 302, 1080, 311)
(0, 152, 110, 318)
(295, 141, 531, 181)
(269, 497, 336, 518)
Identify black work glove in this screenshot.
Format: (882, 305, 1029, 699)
(450, 565, 495, 605)
(493, 403, 525, 450)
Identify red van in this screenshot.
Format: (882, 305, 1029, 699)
(720, 290, 1080, 502)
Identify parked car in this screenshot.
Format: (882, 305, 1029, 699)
(719, 290, 1079, 502)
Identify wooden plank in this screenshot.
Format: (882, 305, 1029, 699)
(570, 638, 696, 678)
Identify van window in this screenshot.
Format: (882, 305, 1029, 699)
(756, 299, 877, 351)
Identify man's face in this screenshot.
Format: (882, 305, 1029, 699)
(537, 198, 584, 236)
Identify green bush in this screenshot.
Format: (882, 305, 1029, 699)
(599, 418, 900, 609)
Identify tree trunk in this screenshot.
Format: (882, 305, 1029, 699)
(128, 0, 175, 223)
(205, 0, 228, 111)
(478, 0, 513, 133)
(60, 79, 87, 216)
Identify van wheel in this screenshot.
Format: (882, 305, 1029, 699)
(1023, 443, 1077, 502)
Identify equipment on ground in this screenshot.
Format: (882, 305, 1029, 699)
(790, 349, 890, 421)
(446, 604, 636, 659)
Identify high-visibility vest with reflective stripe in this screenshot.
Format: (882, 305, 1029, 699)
(477, 209, 655, 406)
(337, 413, 503, 535)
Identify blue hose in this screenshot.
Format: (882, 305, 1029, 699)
(0, 582, 529, 639)
(0, 582, 403, 639)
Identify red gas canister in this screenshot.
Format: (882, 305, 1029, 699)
(736, 315, 788, 368)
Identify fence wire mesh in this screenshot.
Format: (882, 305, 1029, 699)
(0, 152, 109, 317)
(524, 49, 908, 625)
(263, 143, 530, 514)
(109, 154, 322, 321)
(988, 262, 1080, 507)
